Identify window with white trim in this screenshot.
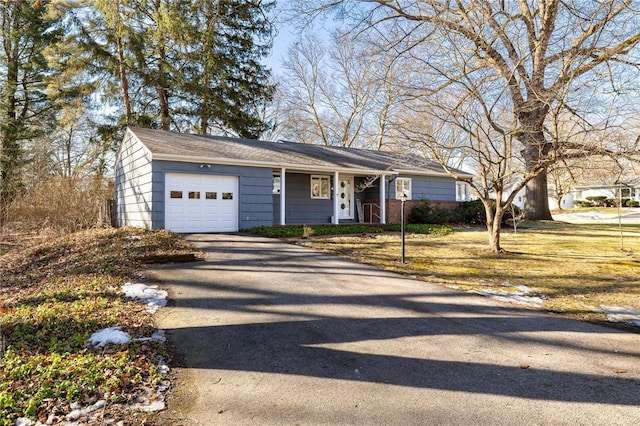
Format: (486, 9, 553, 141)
(456, 181, 470, 201)
(395, 178, 412, 200)
(311, 175, 331, 199)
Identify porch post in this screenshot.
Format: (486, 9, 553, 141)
(279, 167, 286, 226)
(380, 174, 386, 224)
(333, 171, 340, 224)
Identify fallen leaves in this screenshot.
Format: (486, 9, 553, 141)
(0, 227, 199, 424)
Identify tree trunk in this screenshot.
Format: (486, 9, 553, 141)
(157, 63, 170, 130)
(154, 0, 170, 131)
(487, 220, 501, 253)
(518, 104, 553, 221)
(0, 10, 20, 226)
(524, 168, 553, 220)
(484, 201, 504, 253)
(198, 107, 208, 135)
(116, 35, 132, 125)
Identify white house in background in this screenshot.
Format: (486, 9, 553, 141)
(572, 183, 640, 204)
(509, 187, 574, 210)
(508, 181, 640, 211)
(550, 193, 575, 210)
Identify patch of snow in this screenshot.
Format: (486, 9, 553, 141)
(130, 385, 166, 413)
(598, 305, 640, 327)
(14, 419, 33, 426)
(553, 211, 640, 224)
(471, 283, 545, 307)
(125, 235, 142, 241)
(64, 399, 108, 422)
(88, 327, 131, 348)
(158, 358, 170, 376)
(135, 330, 166, 343)
(121, 282, 167, 313)
(131, 399, 166, 413)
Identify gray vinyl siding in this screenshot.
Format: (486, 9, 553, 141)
(152, 160, 274, 230)
(392, 175, 457, 201)
(115, 132, 154, 229)
(274, 172, 333, 224)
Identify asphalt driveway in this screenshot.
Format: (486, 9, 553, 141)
(147, 234, 640, 425)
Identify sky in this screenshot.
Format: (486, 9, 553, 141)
(263, 4, 336, 77)
(263, 23, 296, 75)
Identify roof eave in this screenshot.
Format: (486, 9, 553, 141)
(152, 153, 398, 176)
(392, 168, 474, 179)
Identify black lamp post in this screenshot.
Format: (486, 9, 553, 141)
(400, 192, 407, 263)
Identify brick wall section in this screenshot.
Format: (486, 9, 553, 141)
(365, 199, 460, 224)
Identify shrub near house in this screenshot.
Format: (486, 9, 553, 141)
(409, 200, 522, 226)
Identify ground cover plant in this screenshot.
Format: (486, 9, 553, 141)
(247, 223, 452, 239)
(0, 227, 200, 425)
(306, 221, 640, 330)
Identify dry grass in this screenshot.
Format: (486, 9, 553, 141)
(2, 176, 113, 237)
(308, 221, 640, 329)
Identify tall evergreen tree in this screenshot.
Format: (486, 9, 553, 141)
(178, 0, 275, 138)
(0, 0, 63, 223)
(68, 0, 275, 138)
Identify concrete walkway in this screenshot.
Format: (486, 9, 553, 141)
(147, 234, 640, 425)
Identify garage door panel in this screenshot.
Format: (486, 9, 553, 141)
(165, 173, 238, 233)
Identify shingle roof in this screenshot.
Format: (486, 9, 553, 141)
(127, 127, 471, 178)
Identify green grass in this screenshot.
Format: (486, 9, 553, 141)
(307, 221, 640, 329)
(0, 227, 200, 424)
(245, 223, 452, 239)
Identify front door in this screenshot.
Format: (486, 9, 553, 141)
(338, 176, 354, 219)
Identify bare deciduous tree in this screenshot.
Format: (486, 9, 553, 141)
(276, 30, 405, 148)
(292, 0, 640, 220)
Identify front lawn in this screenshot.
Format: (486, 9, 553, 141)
(306, 221, 640, 329)
(0, 228, 200, 425)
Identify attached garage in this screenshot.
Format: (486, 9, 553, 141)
(165, 173, 238, 233)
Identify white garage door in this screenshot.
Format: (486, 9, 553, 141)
(165, 173, 239, 233)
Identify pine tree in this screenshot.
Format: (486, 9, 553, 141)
(0, 0, 63, 223)
(70, 1, 275, 138)
(178, 0, 275, 138)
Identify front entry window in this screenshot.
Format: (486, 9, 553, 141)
(311, 175, 330, 199)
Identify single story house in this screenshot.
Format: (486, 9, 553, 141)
(572, 183, 640, 205)
(115, 127, 473, 233)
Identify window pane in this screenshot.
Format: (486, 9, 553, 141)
(311, 176, 331, 199)
(273, 176, 281, 194)
(206, 192, 217, 199)
(170, 191, 182, 199)
(188, 191, 200, 199)
(396, 178, 411, 200)
(222, 192, 233, 200)
(321, 178, 330, 198)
